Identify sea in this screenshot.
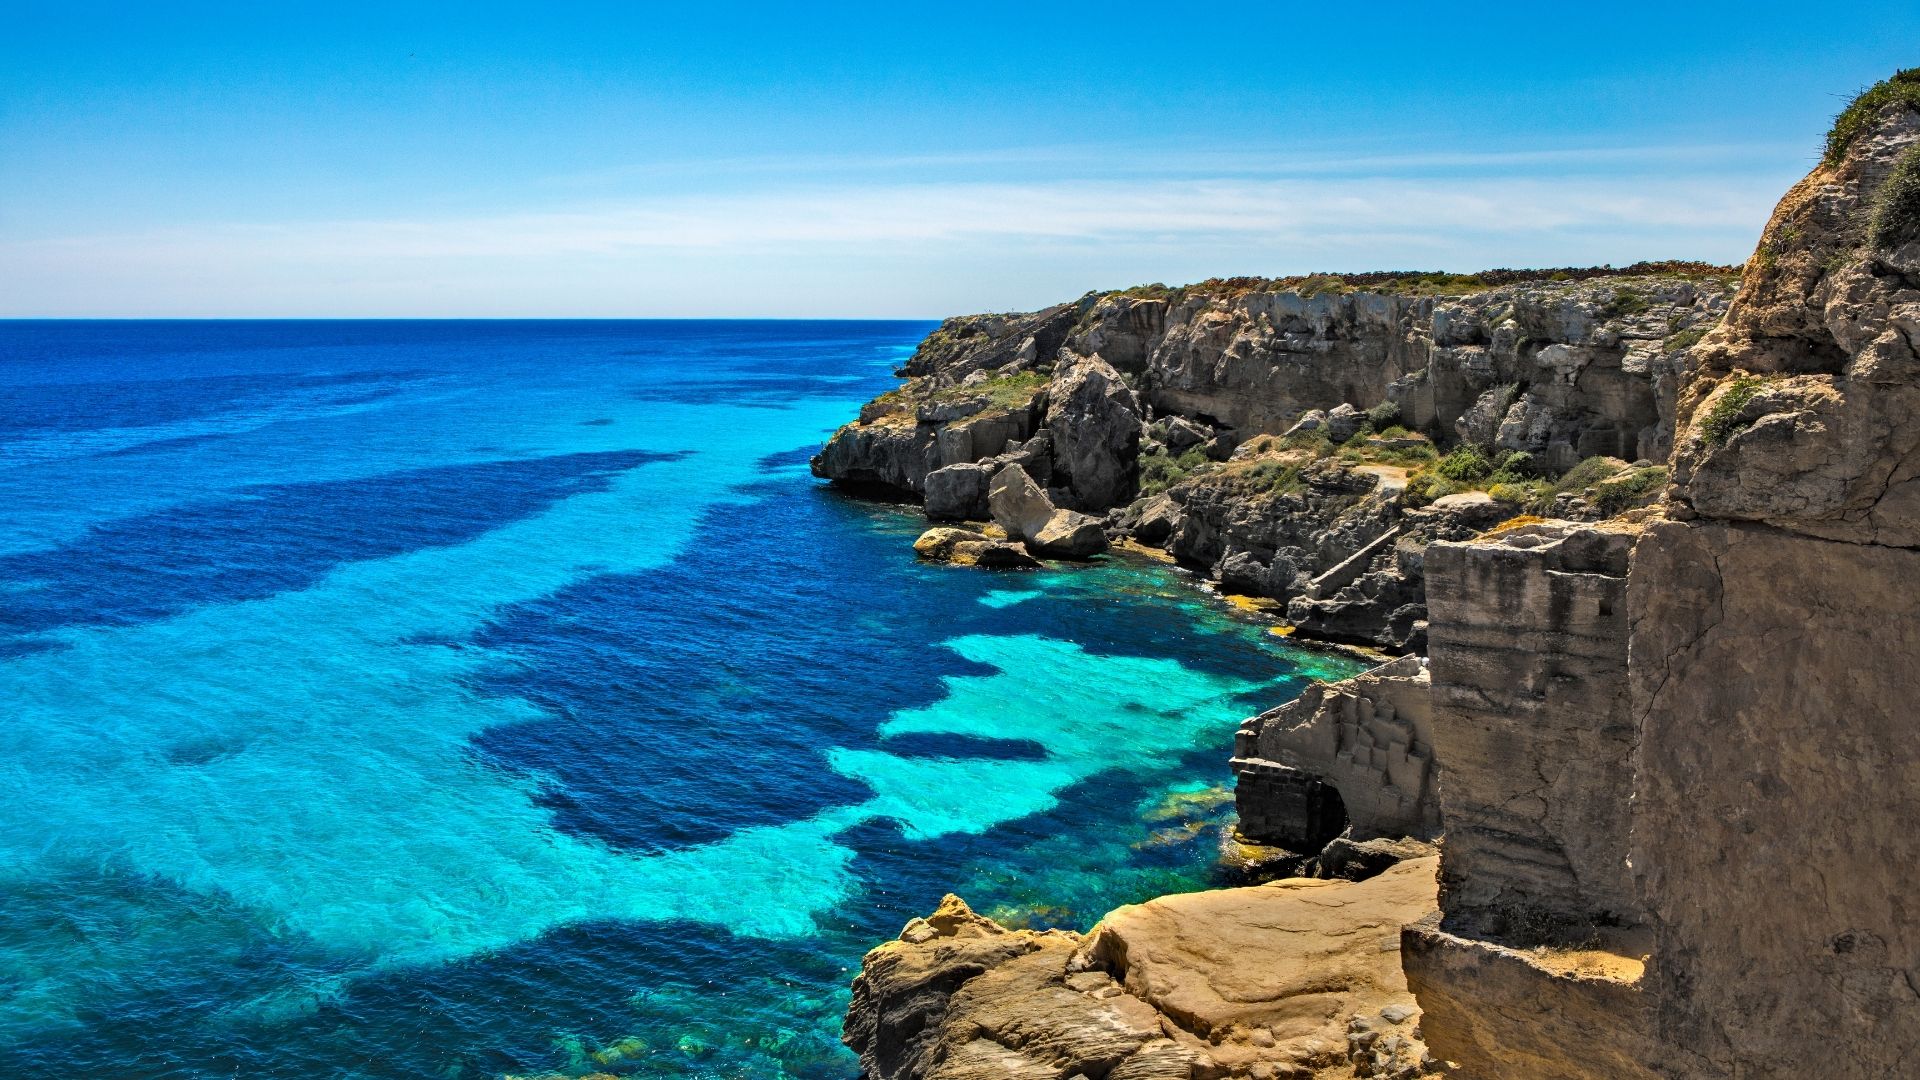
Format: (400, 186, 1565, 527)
(0, 320, 1359, 1079)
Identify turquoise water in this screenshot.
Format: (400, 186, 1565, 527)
(0, 321, 1358, 1078)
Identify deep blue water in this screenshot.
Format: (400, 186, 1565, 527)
(0, 321, 1358, 1079)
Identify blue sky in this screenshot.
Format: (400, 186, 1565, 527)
(3, 2, 1916, 317)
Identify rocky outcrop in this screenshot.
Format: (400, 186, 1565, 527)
(840, 73, 1920, 1080)
(987, 463, 1109, 559)
(844, 859, 1445, 1080)
(1422, 521, 1642, 934)
(815, 266, 1730, 650)
(1233, 656, 1439, 851)
(1045, 354, 1145, 510)
(1401, 72, 1920, 1079)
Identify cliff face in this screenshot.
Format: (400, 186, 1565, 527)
(838, 70, 1920, 1080)
(815, 272, 1731, 652)
(1403, 77, 1920, 1078)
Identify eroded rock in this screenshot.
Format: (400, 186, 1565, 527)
(845, 860, 1444, 1080)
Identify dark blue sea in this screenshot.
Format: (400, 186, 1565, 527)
(0, 321, 1357, 1079)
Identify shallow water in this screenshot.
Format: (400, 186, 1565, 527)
(0, 321, 1359, 1078)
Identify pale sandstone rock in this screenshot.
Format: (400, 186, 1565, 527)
(912, 526, 987, 561)
(844, 861, 1444, 1080)
(1026, 509, 1108, 560)
(1233, 655, 1439, 850)
(987, 463, 1055, 541)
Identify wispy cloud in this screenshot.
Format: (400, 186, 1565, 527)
(1, 165, 1792, 316)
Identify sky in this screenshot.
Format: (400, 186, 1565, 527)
(2, 2, 1917, 318)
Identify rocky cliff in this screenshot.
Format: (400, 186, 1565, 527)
(1404, 70, 1920, 1078)
(815, 268, 1734, 651)
(838, 67, 1920, 1080)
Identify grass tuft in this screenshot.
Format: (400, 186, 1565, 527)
(1826, 68, 1920, 165)
(1698, 375, 1770, 447)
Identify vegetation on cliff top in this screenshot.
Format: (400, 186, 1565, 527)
(1096, 262, 1742, 307)
(1825, 68, 1920, 165)
(1870, 143, 1920, 250)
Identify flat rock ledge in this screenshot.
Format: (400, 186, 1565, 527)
(844, 857, 1445, 1080)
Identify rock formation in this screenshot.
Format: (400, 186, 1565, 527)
(837, 69, 1920, 1080)
(1233, 655, 1439, 852)
(1401, 71, 1920, 1079)
(815, 267, 1731, 651)
(845, 859, 1445, 1080)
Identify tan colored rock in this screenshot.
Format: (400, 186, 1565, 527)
(912, 527, 987, 560)
(987, 463, 1055, 540)
(1233, 655, 1439, 849)
(1045, 354, 1144, 510)
(844, 860, 1444, 1080)
(1026, 509, 1108, 559)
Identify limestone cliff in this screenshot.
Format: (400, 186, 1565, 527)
(815, 269, 1732, 651)
(837, 68, 1920, 1080)
(1402, 70, 1920, 1078)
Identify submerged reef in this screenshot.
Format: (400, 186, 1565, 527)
(830, 70, 1920, 1079)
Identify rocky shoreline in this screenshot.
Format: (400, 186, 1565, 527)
(820, 70, 1920, 1080)
(813, 264, 1735, 654)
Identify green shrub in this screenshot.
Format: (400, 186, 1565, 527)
(1698, 375, 1769, 447)
(1247, 460, 1306, 495)
(1277, 430, 1335, 456)
(1489, 480, 1552, 507)
(1826, 68, 1920, 165)
(1487, 451, 1539, 486)
(1591, 466, 1668, 516)
(1665, 323, 1712, 352)
(1401, 472, 1463, 508)
(1138, 446, 1210, 496)
(1871, 144, 1920, 251)
(1604, 288, 1649, 317)
(1435, 445, 1495, 484)
(1366, 401, 1402, 430)
(1554, 456, 1628, 494)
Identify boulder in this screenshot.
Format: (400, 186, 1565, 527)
(1162, 415, 1210, 452)
(1327, 402, 1365, 443)
(950, 540, 1042, 570)
(921, 463, 992, 521)
(1045, 355, 1144, 510)
(1283, 409, 1328, 439)
(911, 526, 986, 561)
(1026, 510, 1107, 559)
(844, 860, 1443, 1080)
(1118, 492, 1185, 547)
(988, 464, 1055, 540)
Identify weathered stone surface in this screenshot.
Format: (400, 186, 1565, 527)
(1233, 656, 1439, 849)
(1671, 102, 1920, 549)
(1405, 79, 1920, 1080)
(1026, 509, 1107, 560)
(845, 861, 1444, 1080)
(1326, 402, 1365, 443)
(1627, 518, 1920, 1077)
(1044, 354, 1144, 510)
(987, 464, 1054, 541)
(949, 539, 1041, 570)
(1402, 916, 1660, 1080)
(1423, 522, 1642, 935)
(921, 463, 993, 521)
